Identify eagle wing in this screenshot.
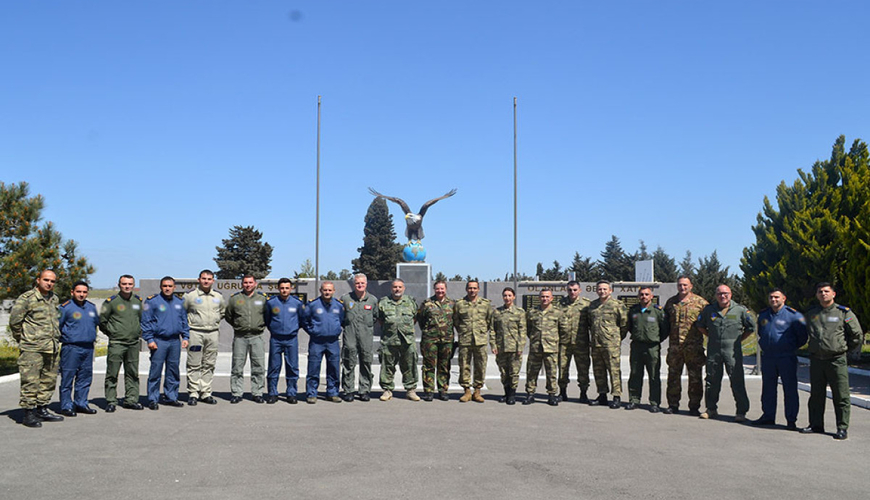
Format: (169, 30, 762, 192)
(418, 188, 457, 217)
(368, 187, 412, 214)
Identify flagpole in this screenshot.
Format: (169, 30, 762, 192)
(513, 97, 518, 292)
(315, 95, 321, 293)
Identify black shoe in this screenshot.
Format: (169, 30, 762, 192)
(341, 393, 355, 402)
(60, 408, 77, 417)
(231, 396, 243, 404)
(422, 392, 433, 402)
(266, 395, 278, 404)
(506, 389, 516, 405)
(786, 421, 797, 431)
(286, 395, 298, 404)
(522, 394, 535, 405)
(105, 404, 116, 413)
(800, 426, 825, 434)
(609, 396, 621, 409)
(834, 429, 848, 440)
(149, 402, 160, 410)
(625, 402, 637, 410)
(164, 400, 184, 407)
(649, 404, 661, 413)
(688, 408, 701, 417)
(22, 409, 42, 428)
(663, 406, 677, 415)
(547, 394, 559, 406)
(201, 396, 218, 405)
(498, 394, 506, 403)
(578, 391, 590, 404)
(252, 396, 265, 404)
(359, 393, 371, 402)
(752, 417, 776, 426)
(35, 406, 64, 422)
(559, 388, 568, 402)
(589, 393, 608, 406)
(75, 405, 97, 415)
(436, 392, 449, 401)
(122, 402, 143, 410)
(188, 397, 198, 406)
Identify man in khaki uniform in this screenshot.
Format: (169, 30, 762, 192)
(587, 281, 628, 409)
(663, 276, 708, 416)
(183, 269, 226, 405)
(558, 281, 591, 402)
(524, 288, 562, 406)
(453, 280, 493, 403)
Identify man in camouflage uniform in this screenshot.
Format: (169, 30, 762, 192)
(663, 276, 708, 415)
(558, 280, 591, 403)
(183, 269, 226, 406)
(696, 284, 755, 422)
(224, 274, 268, 404)
(626, 286, 667, 412)
(100, 274, 144, 412)
(9, 270, 65, 427)
(453, 280, 493, 403)
(339, 273, 378, 402)
(377, 279, 419, 401)
(416, 280, 455, 401)
(587, 280, 628, 409)
(493, 287, 526, 405)
(801, 282, 864, 440)
(524, 288, 562, 406)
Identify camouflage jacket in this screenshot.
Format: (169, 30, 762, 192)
(587, 297, 628, 348)
(493, 304, 526, 353)
(558, 296, 590, 345)
(453, 296, 493, 347)
(663, 293, 708, 349)
(417, 295, 455, 342)
(378, 295, 417, 346)
(9, 287, 60, 353)
(527, 305, 562, 354)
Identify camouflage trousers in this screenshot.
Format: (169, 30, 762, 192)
(496, 351, 522, 391)
(421, 338, 452, 393)
(525, 351, 557, 395)
(591, 345, 622, 397)
(666, 344, 705, 410)
(458, 344, 488, 389)
(18, 349, 60, 409)
(378, 343, 418, 391)
(558, 342, 590, 391)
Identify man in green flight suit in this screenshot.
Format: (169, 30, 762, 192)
(801, 282, 864, 440)
(100, 274, 144, 412)
(625, 286, 667, 412)
(340, 273, 379, 402)
(224, 274, 268, 404)
(377, 279, 419, 401)
(416, 280, 455, 401)
(696, 284, 755, 422)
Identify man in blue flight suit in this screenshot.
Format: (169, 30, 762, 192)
(752, 288, 807, 430)
(58, 280, 100, 417)
(302, 281, 345, 404)
(141, 276, 189, 410)
(264, 277, 305, 404)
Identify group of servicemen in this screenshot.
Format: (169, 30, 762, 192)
(8, 269, 864, 439)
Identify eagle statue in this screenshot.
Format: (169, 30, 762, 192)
(368, 187, 457, 242)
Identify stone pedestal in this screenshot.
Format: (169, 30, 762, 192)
(396, 262, 431, 305)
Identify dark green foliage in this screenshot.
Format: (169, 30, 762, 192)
(569, 252, 600, 281)
(599, 235, 634, 282)
(351, 198, 402, 280)
(679, 250, 696, 279)
(214, 225, 273, 279)
(652, 246, 679, 282)
(537, 260, 569, 281)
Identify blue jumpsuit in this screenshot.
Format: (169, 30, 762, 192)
(757, 305, 807, 424)
(58, 299, 99, 411)
(141, 293, 190, 404)
(265, 295, 305, 397)
(303, 297, 345, 399)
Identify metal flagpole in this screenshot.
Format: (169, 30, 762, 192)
(513, 97, 518, 292)
(315, 95, 321, 293)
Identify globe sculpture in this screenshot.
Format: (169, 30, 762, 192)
(368, 187, 457, 263)
(403, 241, 427, 262)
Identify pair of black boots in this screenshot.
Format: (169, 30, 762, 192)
(22, 406, 64, 428)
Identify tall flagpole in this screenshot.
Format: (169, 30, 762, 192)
(513, 97, 518, 292)
(315, 95, 321, 293)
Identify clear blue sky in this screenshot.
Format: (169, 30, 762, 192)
(2, 1, 868, 287)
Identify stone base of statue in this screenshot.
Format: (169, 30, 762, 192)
(396, 262, 431, 305)
(403, 241, 426, 262)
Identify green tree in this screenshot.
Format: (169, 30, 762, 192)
(294, 259, 315, 279)
(679, 250, 696, 279)
(634, 240, 652, 261)
(214, 225, 273, 279)
(434, 271, 448, 282)
(599, 235, 633, 281)
(351, 198, 402, 280)
(0, 182, 94, 299)
(652, 246, 679, 282)
(338, 269, 352, 281)
(538, 260, 568, 281)
(451, 274, 464, 281)
(693, 251, 732, 302)
(322, 270, 339, 280)
(569, 252, 600, 281)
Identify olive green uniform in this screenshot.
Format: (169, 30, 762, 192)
(663, 292, 708, 411)
(340, 291, 378, 395)
(377, 295, 418, 391)
(526, 305, 561, 395)
(492, 304, 526, 391)
(10, 287, 61, 409)
(697, 301, 755, 415)
(627, 303, 666, 405)
(453, 296, 494, 390)
(805, 303, 863, 431)
(100, 293, 143, 406)
(417, 295, 455, 393)
(558, 296, 591, 394)
(225, 291, 268, 398)
(183, 288, 227, 399)
(587, 297, 628, 397)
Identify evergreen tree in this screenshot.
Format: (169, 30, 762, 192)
(322, 270, 339, 280)
(539, 260, 568, 281)
(569, 252, 600, 281)
(652, 246, 679, 282)
(451, 274, 464, 281)
(434, 271, 448, 282)
(294, 259, 315, 278)
(0, 182, 94, 299)
(693, 251, 731, 302)
(338, 269, 352, 281)
(635, 240, 652, 261)
(599, 235, 634, 281)
(351, 198, 402, 280)
(214, 225, 273, 279)
(679, 250, 696, 279)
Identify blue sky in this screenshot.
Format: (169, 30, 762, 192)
(2, 1, 868, 287)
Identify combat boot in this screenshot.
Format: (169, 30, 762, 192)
(505, 389, 516, 405)
(522, 393, 535, 405)
(559, 387, 568, 402)
(459, 388, 472, 402)
(578, 390, 590, 404)
(589, 393, 608, 406)
(472, 388, 484, 403)
(608, 396, 621, 409)
(406, 389, 421, 401)
(35, 406, 64, 422)
(22, 409, 42, 428)
(547, 394, 559, 406)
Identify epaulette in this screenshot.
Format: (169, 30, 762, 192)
(231, 291, 243, 297)
(134, 294, 141, 301)
(654, 304, 662, 310)
(61, 300, 71, 307)
(785, 306, 797, 313)
(760, 307, 771, 314)
(147, 294, 157, 300)
(837, 305, 850, 312)
(106, 296, 115, 302)
(257, 291, 268, 297)
(337, 298, 344, 304)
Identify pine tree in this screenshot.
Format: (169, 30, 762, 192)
(679, 250, 696, 279)
(214, 225, 273, 279)
(295, 259, 315, 278)
(569, 252, 600, 281)
(599, 235, 634, 282)
(652, 246, 679, 282)
(351, 198, 402, 280)
(0, 182, 94, 299)
(694, 251, 732, 302)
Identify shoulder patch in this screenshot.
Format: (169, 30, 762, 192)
(837, 305, 850, 312)
(147, 294, 157, 300)
(61, 300, 71, 307)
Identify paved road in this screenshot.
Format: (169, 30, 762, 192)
(2, 352, 867, 500)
